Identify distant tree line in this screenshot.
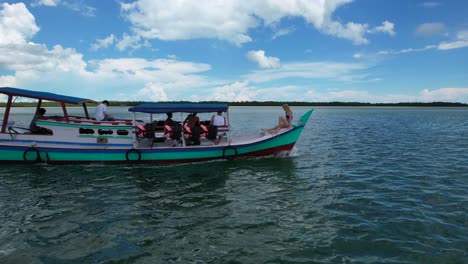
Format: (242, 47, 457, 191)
(1, 101, 467, 107)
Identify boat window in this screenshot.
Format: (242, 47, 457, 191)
(98, 129, 113, 135)
(116, 130, 129, 136)
(79, 128, 94, 134)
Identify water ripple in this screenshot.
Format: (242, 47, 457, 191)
(1, 107, 467, 263)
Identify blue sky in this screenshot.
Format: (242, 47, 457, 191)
(0, 0, 467, 103)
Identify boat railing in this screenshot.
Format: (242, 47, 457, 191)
(134, 119, 230, 147)
(41, 116, 139, 126)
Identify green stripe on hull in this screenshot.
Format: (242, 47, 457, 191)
(48, 152, 125, 161)
(0, 149, 26, 161)
(236, 127, 303, 156)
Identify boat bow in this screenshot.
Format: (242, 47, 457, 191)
(298, 109, 314, 126)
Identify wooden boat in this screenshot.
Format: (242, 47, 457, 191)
(0, 87, 313, 164)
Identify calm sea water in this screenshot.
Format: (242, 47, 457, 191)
(0, 106, 467, 263)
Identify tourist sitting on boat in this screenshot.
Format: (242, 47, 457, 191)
(263, 104, 293, 134)
(95, 100, 114, 121)
(207, 111, 227, 145)
(183, 113, 201, 145)
(164, 112, 174, 126)
(164, 112, 182, 146)
(29, 108, 53, 135)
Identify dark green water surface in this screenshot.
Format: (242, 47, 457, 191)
(0, 107, 467, 263)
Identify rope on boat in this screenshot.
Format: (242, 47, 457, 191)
(8, 126, 19, 139)
(44, 152, 51, 162)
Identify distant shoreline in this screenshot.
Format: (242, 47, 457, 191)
(1, 101, 467, 107)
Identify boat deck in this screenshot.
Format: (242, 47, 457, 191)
(137, 127, 290, 149)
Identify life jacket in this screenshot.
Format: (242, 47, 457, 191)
(165, 124, 182, 140)
(136, 125, 146, 138)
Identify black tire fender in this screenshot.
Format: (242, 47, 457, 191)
(23, 147, 41, 162)
(125, 148, 141, 161)
(222, 146, 238, 160)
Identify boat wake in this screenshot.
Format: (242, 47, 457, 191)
(287, 146, 300, 157)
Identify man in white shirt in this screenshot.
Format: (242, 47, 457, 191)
(95, 100, 114, 121)
(208, 111, 227, 144)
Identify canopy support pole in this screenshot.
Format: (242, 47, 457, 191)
(180, 112, 186, 147)
(1, 95, 12, 133)
(132, 112, 137, 148)
(83, 103, 90, 119)
(61, 103, 69, 122)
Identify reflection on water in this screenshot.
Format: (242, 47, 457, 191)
(1, 157, 305, 263)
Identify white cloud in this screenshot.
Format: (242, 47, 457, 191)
(254, 85, 301, 101)
(246, 61, 368, 83)
(326, 21, 395, 45)
(32, 0, 61, 7)
(210, 83, 304, 102)
(0, 3, 40, 45)
(121, 0, 255, 46)
(438, 41, 468, 50)
(0, 75, 16, 87)
(116, 33, 150, 51)
(246, 50, 280, 69)
(323, 21, 369, 44)
(438, 30, 468, 50)
(0, 12, 214, 101)
(419, 88, 468, 102)
(0, 43, 86, 75)
(272, 27, 295, 39)
(416, 22, 445, 36)
(353, 53, 363, 59)
(198, 85, 468, 103)
(3, 1, 465, 103)
(303, 87, 468, 103)
(459, 31, 468, 40)
(88, 58, 211, 79)
(0, 2, 92, 96)
(208, 81, 257, 101)
(31, 0, 95, 16)
(371, 21, 395, 36)
(89, 33, 152, 52)
(0, 43, 218, 100)
(120, 0, 394, 46)
(63, 2, 96, 17)
(375, 45, 437, 56)
(421, 2, 441, 8)
(90, 34, 116, 51)
(83, 58, 216, 100)
(137, 82, 168, 101)
(358, 29, 468, 57)
(319, 89, 377, 102)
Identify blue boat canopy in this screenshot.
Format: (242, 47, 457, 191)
(0, 87, 96, 104)
(128, 103, 229, 114)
